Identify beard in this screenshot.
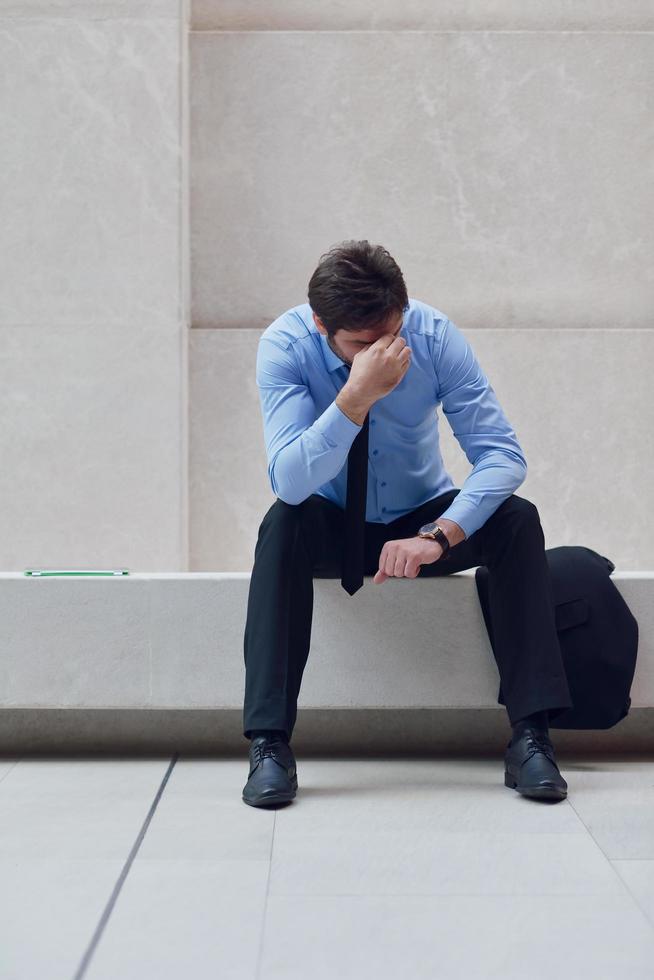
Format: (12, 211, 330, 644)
(327, 336, 352, 366)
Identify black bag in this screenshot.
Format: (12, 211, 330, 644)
(474, 545, 639, 729)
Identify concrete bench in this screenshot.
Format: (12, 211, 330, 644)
(1, 572, 652, 754)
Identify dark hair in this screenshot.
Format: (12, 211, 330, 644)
(307, 239, 409, 336)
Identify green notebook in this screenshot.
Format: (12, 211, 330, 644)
(24, 568, 130, 576)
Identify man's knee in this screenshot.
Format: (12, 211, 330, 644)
(494, 493, 541, 527)
(260, 496, 303, 532)
(259, 494, 324, 536)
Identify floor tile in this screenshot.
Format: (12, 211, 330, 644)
(0, 757, 173, 859)
(135, 758, 275, 860)
(274, 757, 585, 833)
(613, 860, 654, 926)
(0, 858, 125, 980)
(84, 858, 270, 980)
(269, 827, 622, 897)
(562, 758, 654, 858)
(2, 755, 652, 979)
(268, 758, 617, 897)
(259, 892, 654, 980)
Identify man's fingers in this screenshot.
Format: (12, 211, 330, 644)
(384, 549, 399, 577)
(380, 333, 406, 348)
(393, 554, 406, 577)
(377, 542, 426, 581)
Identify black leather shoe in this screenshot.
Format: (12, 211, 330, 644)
(504, 726, 568, 802)
(242, 734, 298, 807)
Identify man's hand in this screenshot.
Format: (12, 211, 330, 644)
(347, 333, 412, 403)
(373, 536, 445, 584)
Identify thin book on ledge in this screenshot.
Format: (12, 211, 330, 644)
(23, 568, 130, 576)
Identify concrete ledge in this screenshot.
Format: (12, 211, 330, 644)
(1, 572, 652, 750)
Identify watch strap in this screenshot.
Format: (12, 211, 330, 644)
(418, 524, 451, 559)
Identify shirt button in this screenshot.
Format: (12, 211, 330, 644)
(381, 481, 386, 487)
(382, 507, 387, 512)
(370, 419, 376, 426)
(372, 449, 378, 455)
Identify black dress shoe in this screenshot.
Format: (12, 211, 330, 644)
(504, 726, 568, 802)
(242, 734, 298, 807)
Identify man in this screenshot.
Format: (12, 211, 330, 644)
(242, 239, 573, 807)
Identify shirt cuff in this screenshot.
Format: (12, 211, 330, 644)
(314, 399, 363, 446)
(435, 500, 476, 541)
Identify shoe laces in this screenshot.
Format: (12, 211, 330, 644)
(252, 735, 285, 765)
(521, 728, 555, 764)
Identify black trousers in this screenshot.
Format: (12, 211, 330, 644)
(242, 488, 573, 740)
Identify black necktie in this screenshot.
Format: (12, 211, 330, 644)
(341, 412, 370, 596)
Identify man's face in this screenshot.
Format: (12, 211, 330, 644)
(312, 310, 404, 367)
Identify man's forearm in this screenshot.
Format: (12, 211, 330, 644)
(335, 382, 375, 426)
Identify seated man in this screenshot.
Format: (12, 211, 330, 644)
(241, 238, 572, 807)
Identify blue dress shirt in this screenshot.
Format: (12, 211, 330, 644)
(255, 297, 527, 540)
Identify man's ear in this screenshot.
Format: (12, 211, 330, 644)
(312, 311, 326, 335)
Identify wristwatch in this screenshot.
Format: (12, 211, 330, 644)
(417, 521, 451, 559)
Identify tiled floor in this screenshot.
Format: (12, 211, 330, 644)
(1, 753, 654, 979)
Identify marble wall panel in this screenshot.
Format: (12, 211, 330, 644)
(0, 0, 186, 328)
(1, 322, 185, 570)
(192, 0, 654, 32)
(0, 0, 189, 570)
(191, 29, 653, 330)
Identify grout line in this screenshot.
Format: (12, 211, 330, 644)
(71, 753, 180, 980)
(191, 325, 654, 333)
(190, 30, 654, 36)
(565, 791, 654, 938)
(0, 757, 24, 786)
(180, 0, 191, 572)
(254, 809, 277, 980)
(147, 579, 153, 703)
